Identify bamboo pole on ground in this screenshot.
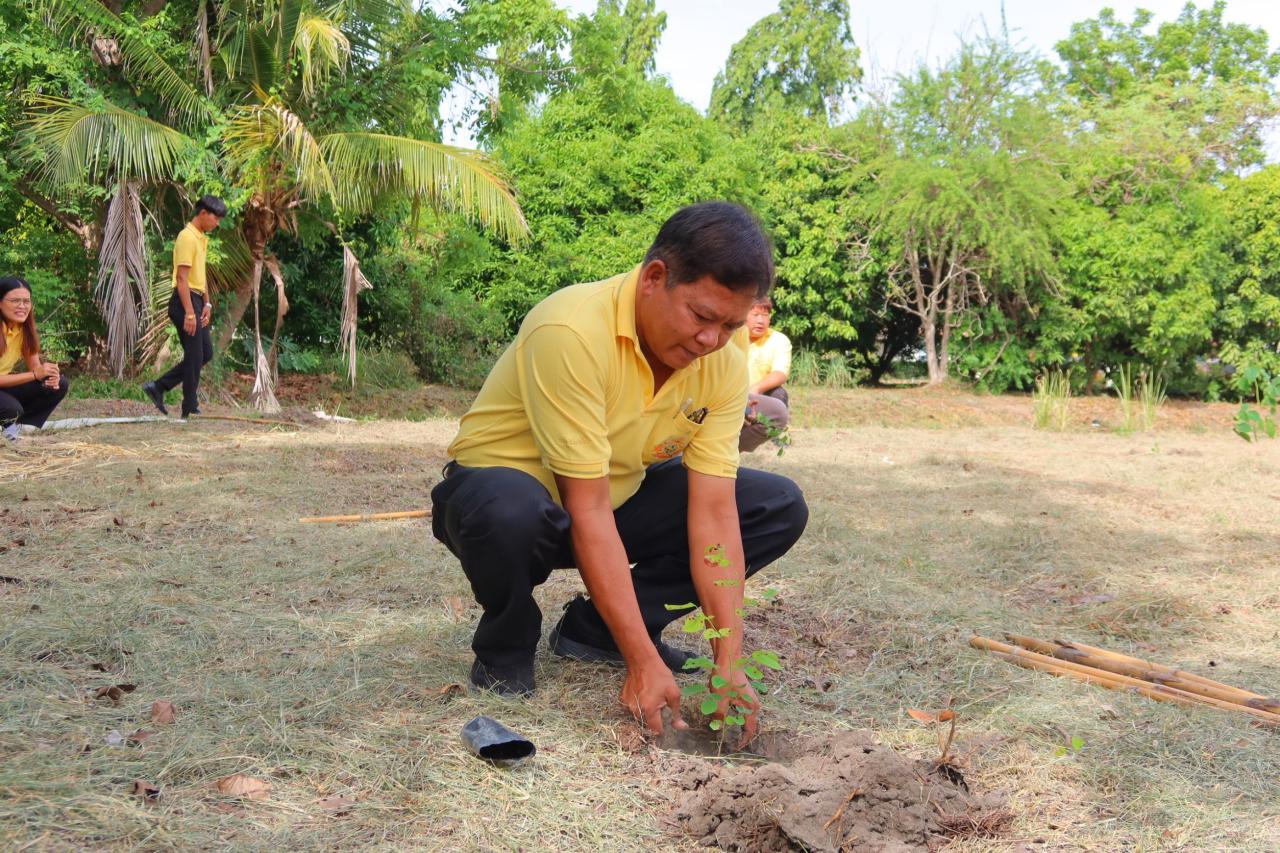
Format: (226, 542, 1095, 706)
(299, 509, 431, 523)
(1003, 633, 1280, 714)
(970, 636, 1280, 725)
(196, 414, 297, 426)
(1053, 637, 1280, 714)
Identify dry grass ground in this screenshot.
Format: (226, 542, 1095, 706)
(2, 387, 1278, 851)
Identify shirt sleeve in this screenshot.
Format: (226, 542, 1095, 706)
(770, 334, 792, 378)
(173, 230, 197, 270)
(682, 350, 746, 480)
(514, 324, 612, 480)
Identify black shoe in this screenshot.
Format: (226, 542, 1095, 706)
(142, 381, 168, 415)
(469, 658, 535, 697)
(548, 610, 701, 673)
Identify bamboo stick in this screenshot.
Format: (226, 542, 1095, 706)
(196, 414, 297, 426)
(299, 509, 431, 523)
(970, 636, 1280, 725)
(1049, 635, 1280, 712)
(1004, 633, 1280, 714)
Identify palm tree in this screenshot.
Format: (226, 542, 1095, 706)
(26, 0, 527, 408)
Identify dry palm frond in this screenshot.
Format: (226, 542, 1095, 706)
(194, 0, 214, 96)
(320, 132, 528, 243)
(25, 96, 193, 188)
(340, 245, 372, 388)
(34, 0, 214, 127)
(247, 258, 280, 413)
(96, 181, 148, 377)
(262, 255, 290, 379)
(292, 13, 351, 100)
(136, 264, 175, 368)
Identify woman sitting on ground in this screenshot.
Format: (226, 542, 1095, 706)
(0, 276, 69, 441)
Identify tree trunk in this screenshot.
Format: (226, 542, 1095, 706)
(922, 318, 942, 384)
(215, 274, 255, 351)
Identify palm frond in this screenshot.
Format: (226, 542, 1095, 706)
(207, 228, 254, 298)
(340, 244, 372, 388)
(262, 254, 290, 379)
(323, 0, 407, 33)
(292, 12, 351, 100)
(35, 0, 215, 127)
(194, 0, 214, 96)
(95, 181, 149, 377)
(25, 96, 194, 187)
(244, 24, 280, 91)
(320, 133, 529, 243)
(247, 258, 280, 413)
(225, 101, 336, 200)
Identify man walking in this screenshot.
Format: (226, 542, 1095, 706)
(431, 202, 808, 743)
(143, 195, 226, 418)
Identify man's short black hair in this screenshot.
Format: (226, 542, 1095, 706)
(643, 201, 774, 298)
(194, 195, 227, 218)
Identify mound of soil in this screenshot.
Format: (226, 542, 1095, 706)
(671, 730, 1009, 852)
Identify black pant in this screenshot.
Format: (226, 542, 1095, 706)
(0, 376, 70, 428)
(154, 291, 213, 416)
(431, 458, 809, 667)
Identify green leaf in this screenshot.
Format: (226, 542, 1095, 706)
(751, 650, 783, 670)
(709, 719, 723, 731)
(744, 665, 764, 680)
(702, 628, 720, 640)
(699, 697, 719, 715)
(683, 616, 705, 633)
(664, 602, 698, 611)
(684, 656, 714, 671)
(710, 675, 728, 689)
(1070, 735, 1085, 751)
(681, 683, 708, 696)
(762, 588, 780, 600)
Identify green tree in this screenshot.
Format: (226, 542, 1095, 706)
(865, 41, 1065, 385)
(1218, 165, 1280, 379)
(709, 0, 861, 131)
(20, 0, 527, 403)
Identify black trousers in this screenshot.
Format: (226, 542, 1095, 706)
(430, 458, 809, 667)
(0, 376, 70, 428)
(154, 291, 213, 416)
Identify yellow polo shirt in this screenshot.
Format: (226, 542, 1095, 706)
(747, 328, 792, 386)
(0, 323, 26, 375)
(172, 223, 209, 295)
(448, 267, 748, 508)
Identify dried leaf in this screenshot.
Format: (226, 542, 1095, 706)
(907, 708, 938, 723)
(434, 683, 464, 698)
(94, 683, 137, 704)
(151, 700, 177, 724)
(319, 794, 358, 813)
(445, 596, 467, 623)
(215, 773, 271, 801)
(132, 779, 161, 804)
(128, 729, 155, 746)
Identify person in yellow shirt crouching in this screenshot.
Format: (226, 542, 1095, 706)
(739, 295, 792, 452)
(0, 276, 69, 442)
(431, 202, 808, 745)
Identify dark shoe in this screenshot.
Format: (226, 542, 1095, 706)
(549, 612, 701, 673)
(469, 658, 535, 697)
(142, 381, 168, 415)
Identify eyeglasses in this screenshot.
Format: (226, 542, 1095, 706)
(2, 298, 32, 308)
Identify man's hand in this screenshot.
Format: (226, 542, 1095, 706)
(183, 313, 197, 336)
(710, 662, 761, 748)
(620, 657, 688, 736)
(200, 302, 212, 328)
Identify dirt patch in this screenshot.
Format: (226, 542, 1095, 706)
(671, 730, 1008, 852)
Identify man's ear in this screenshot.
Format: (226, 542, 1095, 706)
(639, 259, 667, 295)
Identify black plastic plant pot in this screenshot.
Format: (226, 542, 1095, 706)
(460, 715, 536, 767)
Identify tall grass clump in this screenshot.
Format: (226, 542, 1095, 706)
(790, 350, 822, 386)
(821, 352, 856, 389)
(1032, 369, 1072, 430)
(1115, 364, 1166, 431)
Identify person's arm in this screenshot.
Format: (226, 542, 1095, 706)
(175, 266, 197, 336)
(687, 469, 760, 745)
(556, 474, 688, 735)
(749, 370, 787, 396)
(0, 351, 55, 389)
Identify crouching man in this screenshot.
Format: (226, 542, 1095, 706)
(431, 202, 808, 741)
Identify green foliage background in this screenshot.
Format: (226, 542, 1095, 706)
(2, 0, 1279, 395)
